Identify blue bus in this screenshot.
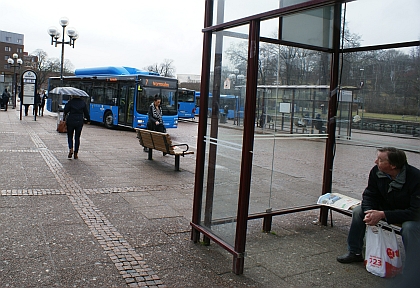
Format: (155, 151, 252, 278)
(177, 88, 196, 119)
(195, 92, 240, 119)
(47, 66, 178, 129)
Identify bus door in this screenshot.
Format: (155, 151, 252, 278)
(118, 84, 135, 126)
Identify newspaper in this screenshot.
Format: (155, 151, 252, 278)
(317, 192, 361, 210)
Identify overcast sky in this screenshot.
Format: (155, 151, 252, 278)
(1, 0, 418, 76)
(0, 0, 205, 75)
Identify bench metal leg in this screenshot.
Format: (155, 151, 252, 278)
(148, 148, 153, 160)
(175, 155, 180, 171)
(262, 215, 272, 232)
(320, 206, 329, 226)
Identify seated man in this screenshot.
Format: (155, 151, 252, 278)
(314, 114, 324, 133)
(337, 147, 420, 276)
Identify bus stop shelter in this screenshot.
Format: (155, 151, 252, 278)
(191, 0, 420, 274)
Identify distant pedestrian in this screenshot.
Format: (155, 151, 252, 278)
(2, 88, 11, 111)
(24, 104, 30, 116)
(63, 95, 90, 159)
(18, 92, 30, 116)
(33, 92, 41, 115)
(39, 91, 48, 116)
(314, 114, 324, 133)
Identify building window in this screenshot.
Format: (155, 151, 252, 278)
(5, 46, 11, 52)
(4, 64, 10, 69)
(6, 36, 11, 41)
(4, 56, 9, 60)
(17, 48, 23, 53)
(17, 39, 23, 44)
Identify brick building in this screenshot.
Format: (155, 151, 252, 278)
(0, 30, 38, 95)
(0, 30, 24, 88)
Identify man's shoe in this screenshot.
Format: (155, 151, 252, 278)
(337, 252, 364, 264)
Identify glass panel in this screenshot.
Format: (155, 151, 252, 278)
(246, 40, 332, 213)
(255, 86, 330, 133)
(345, 0, 420, 46)
(341, 47, 420, 147)
(282, 6, 334, 49)
(332, 46, 420, 198)
(201, 25, 249, 246)
(250, 86, 330, 213)
(212, 0, 313, 24)
(260, 18, 279, 39)
(250, 133, 328, 213)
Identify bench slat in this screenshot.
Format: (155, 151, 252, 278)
(151, 133, 170, 153)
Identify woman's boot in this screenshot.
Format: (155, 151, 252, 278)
(68, 148, 73, 158)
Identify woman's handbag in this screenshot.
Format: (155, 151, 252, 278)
(57, 120, 67, 133)
(365, 225, 402, 278)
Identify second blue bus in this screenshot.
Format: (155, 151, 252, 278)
(195, 92, 241, 119)
(177, 88, 196, 119)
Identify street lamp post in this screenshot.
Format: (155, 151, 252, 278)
(7, 53, 23, 109)
(48, 17, 78, 83)
(359, 68, 365, 130)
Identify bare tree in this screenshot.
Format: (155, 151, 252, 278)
(145, 59, 176, 77)
(30, 49, 75, 90)
(31, 49, 52, 90)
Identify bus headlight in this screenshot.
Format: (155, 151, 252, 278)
(137, 119, 144, 124)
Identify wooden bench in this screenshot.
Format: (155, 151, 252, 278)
(135, 128, 194, 171)
(248, 193, 402, 235)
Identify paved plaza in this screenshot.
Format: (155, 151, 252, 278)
(1, 107, 419, 287)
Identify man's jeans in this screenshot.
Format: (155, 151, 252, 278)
(348, 205, 420, 271)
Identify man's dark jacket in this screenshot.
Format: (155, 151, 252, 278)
(362, 164, 420, 224)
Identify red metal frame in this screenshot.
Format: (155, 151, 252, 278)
(191, 0, 418, 275)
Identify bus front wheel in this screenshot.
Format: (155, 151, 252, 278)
(104, 111, 113, 129)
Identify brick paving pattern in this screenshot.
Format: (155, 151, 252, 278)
(3, 122, 165, 287)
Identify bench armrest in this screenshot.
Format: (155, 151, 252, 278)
(172, 143, 190, 154)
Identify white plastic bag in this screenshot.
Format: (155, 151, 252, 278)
(365, 225, 402, 278)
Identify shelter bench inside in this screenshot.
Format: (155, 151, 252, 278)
(246, 194, 402, 235)
(135, 128, 194, 171)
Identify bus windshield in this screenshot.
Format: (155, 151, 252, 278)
(178, 90, 195, 102)
(137, 87, 177, 116)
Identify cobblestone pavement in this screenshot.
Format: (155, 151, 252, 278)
(1, 108, 418, 287)
(1, 110, 167, 287)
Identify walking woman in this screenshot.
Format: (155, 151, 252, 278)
(63, 95, 90, 159)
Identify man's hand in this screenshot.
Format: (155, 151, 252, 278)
(363, 210, 385, 226)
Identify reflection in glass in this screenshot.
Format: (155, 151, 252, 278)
(200, 25, 249, 247)
(282, 6, 334, 49)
